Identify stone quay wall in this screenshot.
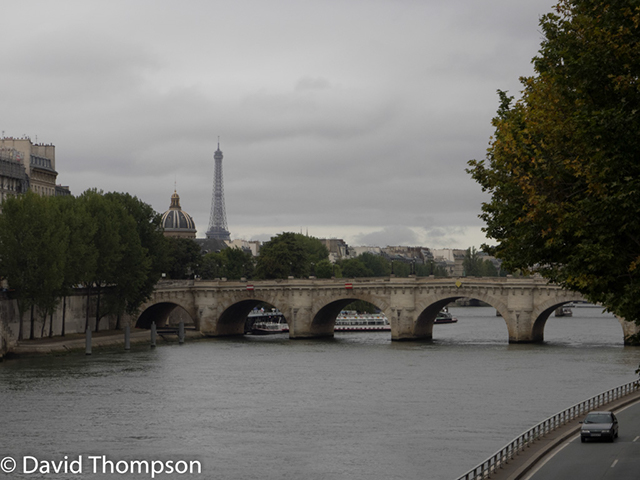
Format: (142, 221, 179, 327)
(0, 289, 126, 358)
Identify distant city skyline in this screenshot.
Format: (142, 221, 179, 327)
(0, 0, 556, 249)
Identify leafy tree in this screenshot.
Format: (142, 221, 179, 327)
(102, 207, 150, 329)
(198, 247, 254, 280)
(462, 247, 484, 277)
(0, 193, 68, 339)
(344, 300, 378, 314)
(220, 247, 254, 279)
(339, 258, 373, 278)
(416, 261, 449, 277)
(1, 189, 173, 336)
(463, 247, 500, 277)
(390, 260, 411, 277)
(165, 237, 202, 279)
(315, 259, 335, 278)
(480, 259, 499, 277)
(467, 1, 640, 324)
(0, 194, 36, 340)
(79, 190, 126, 331)
(104, 192, 166, 325)
(57, 195, 98, 336)
(359, 253, 391, 276)
(34, 196, 70, 338)
(255, 233, 328, 279)
(198, 252, 223, 280)
(299, 235, 329, 266)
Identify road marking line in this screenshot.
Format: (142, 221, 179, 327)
(634, 436, 639, 442)
(522, 435, 575, 480)
(611, 459, 618, 468)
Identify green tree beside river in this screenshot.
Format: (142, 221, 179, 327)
(0, 190, 166, 335)
(467, 0, 640, 329)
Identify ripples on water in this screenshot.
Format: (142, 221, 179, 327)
(1, 307, 639, 480)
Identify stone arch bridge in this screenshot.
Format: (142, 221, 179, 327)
(136, 276, 639, 344)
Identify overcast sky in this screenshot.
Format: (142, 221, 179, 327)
(2, 0, 555, 249)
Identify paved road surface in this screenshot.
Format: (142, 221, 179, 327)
(523, 400, 640, 480)
(478, 388, 640, 480)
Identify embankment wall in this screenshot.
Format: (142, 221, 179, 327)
(0, 290, 125, 358)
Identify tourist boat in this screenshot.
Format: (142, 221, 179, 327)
(434, 308, 458, 324)
(335, 311, 391, 332)
(251, 320, 289, 335)
(554, 307, 573, 317)
(247, 309, 289, 335)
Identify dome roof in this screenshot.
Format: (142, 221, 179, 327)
(161, 191, 196, 237)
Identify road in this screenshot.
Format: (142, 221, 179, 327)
(523, 401, 640, 480)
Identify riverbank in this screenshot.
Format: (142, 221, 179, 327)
(3, 328, 206, 358)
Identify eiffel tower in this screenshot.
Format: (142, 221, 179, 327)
(205, 141, 231, 241)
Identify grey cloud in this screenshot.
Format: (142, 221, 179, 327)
(0, 0, 556, 249)
(354, 227, 420, 247)
(295, 77, 332, 91)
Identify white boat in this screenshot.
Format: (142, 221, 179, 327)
(247, 309, 289, 335)
(251, 320, 289, 335)
(335, 311, 391, 332)
(554, 307, 573, 317)
(435, 310, 458, 324)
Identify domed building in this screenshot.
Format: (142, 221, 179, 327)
(161, 190, 197, 239)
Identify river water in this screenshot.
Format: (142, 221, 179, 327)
(1, 306, 639, 480)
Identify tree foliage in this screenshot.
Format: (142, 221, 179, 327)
(254, 233, 328, 279)
(335, 253, 450, 278)
(314, 259, 335, 278)
(415, 261, 449, 277)
(0, 190, 170, 334)
(105, 192, 166, 312)
(339, 258, 374, 278)
(344, 300, 379, 314)
(467, 0, 640, 323)
(198, 247, 254, 280)
(391, 261, 411, 277)
(359, 252, 391, 276)
(0, 192, 69, 338)
(463, 247, 500, 277)
(164, 237, 202, 279)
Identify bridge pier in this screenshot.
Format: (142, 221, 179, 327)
(502, 285, 543, 343)
(503, 309, 542, 343)
(619, 317, 640, 345)
(390, 307, 433, 341)
(200, 303, 245, 336)
(288, 306, 333, 339)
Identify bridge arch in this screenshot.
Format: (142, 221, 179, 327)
(309, 293, 392, 337)
(206, 293, 291, 336)
(413, 292, 510, 340)
(531, 294, 589, 342)
(218, 298, 289, 336)
(136, 302, 198, 329)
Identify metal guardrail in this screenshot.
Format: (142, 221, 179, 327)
(454, 379, 640, 480)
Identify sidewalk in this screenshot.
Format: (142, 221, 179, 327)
(482, 387, 640, 480)
(6, 328, 205, 357)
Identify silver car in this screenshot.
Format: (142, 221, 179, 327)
(580, 411, 618, 442)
